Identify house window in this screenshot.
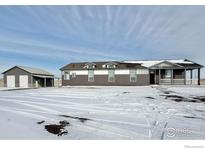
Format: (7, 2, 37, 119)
(85, 63, 96, 69)
(107, 64, 116, 69)
(102, 63, 117, 69)
(130, 69, 137, 82)
(64, 72, 70, 80)
(88, 70, 94, 82)
(165, 70, 171, 79)
(72, 73, 76, 78)
(108, 69, 115, 82)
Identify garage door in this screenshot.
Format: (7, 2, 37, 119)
(19, 75, 29, 88)
(7, 75, 15, 88)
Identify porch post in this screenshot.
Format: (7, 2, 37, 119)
(198, 68, 201, 85)
(171, 69, 173, 85)
(184, 69, 186, 85)
(159, 69, 161, 84)
(51, 78, 53, 87)
(30, 76, 33, 88)
(44, 78, 46, 87)
(190, 70, 193, 85)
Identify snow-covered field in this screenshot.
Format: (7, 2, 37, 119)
(0, 86, 205, 140)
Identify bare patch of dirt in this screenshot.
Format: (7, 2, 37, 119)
(45, 124, 65, 135)
(161, 95, 201, 103)
(146, 96, 155, 99)
(44, 120, 70, 136)
(184, 116, 198, 119)
(122, 92, 130, 94)
(59, 120, 70, 126)
(37, 120, 45, 124)
(183, 116, 204, 120)
(191, 96, 205, 102)
(195, 109, 205, 112)
(59, 115, 91, 123)
(163, 91, 171, 94)
(163, 95, 184, 99)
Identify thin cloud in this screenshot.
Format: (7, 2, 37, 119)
(0, 6, 204, 77)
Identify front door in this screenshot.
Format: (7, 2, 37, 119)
(150, 71, 155, 84)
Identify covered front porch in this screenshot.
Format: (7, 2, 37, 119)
(149, 60, 203, 85)
(150, 68, 201, 85)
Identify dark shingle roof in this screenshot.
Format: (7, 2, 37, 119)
(60, 59, 203, 71)
(60, 61, 147, 70)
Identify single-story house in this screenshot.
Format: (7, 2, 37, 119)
(60, 59, 203, 86)
(2, 66, 54, 88)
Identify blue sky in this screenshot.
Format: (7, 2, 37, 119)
(0, 6, 205, 77)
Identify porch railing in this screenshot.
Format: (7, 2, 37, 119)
(186, 79, 198, 85)
(159, 79, 198, 85)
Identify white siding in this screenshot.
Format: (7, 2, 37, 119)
(64, 69, 149, 75)
(157, 63, 173, 67)
(136, 69, 149, 74)
(94, 70, 108, 75)
(115, 69, 129, 75)
(69, 70, 88, 75)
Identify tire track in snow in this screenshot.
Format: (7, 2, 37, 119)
(0, 107, 57, 122)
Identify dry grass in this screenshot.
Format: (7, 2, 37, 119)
(0, 78, 3, 87)
(54, 78, 62, 87)
(200, 79, 205, 85)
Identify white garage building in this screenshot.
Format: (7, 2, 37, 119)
(2, 66, 54, 88)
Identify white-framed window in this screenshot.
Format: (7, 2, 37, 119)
(72, 73, 76, 78)
(108, 69, 115, 82)
(88, 69, 94, 82)
(165, 70, 171, 79)
(130, 69, 137, 82)
(64, 72, 70, 80)
(102, 63, 117, 69)
(107, 64, 116, 69)
(84, 63, 96, 69)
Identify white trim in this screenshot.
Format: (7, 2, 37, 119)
(94, 70, 108, 75)
(64, 72, 70, 80)
(136, 69, 149, 74)
(115, 69, 129, 75)
(70, 70, 88, 75)
(64, 69, 149, 75)
(88, 70, 94, 82)
(108, 69, 115, 82)
(130, 69, 137, 82)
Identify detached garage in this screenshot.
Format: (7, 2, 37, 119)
(2, 66, 54, 88)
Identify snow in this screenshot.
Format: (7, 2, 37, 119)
(0, 86, 205, 139)
(123, 59, 194, 68)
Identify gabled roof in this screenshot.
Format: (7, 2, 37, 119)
(60, 59, 203, 71)
(123, 59, 203, 68)
(149, 60, 184, 68)
(60, 61, 146, 70)
(2, 66, 54, 76)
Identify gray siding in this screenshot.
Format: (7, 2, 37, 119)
(3, 67, 32, 87)
(62, 74, 149, 86)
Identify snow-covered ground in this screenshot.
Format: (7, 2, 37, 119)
(0, 86, 205, 140)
